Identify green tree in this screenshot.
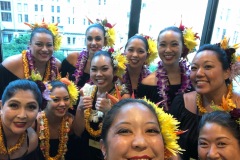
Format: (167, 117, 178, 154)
(2, 34, 30, 60)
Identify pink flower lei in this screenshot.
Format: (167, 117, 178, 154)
(26, 49, 58, 81)
(156, 59, 191, 110)
(73, 49, 89, 85)
(123, 65, 150, 94)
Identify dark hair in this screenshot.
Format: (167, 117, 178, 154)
(101, 98, 158, 145)
(124, 35, 149, 51)
(199, 110, 240, 144)
(30, 27, 54, 43)
(85, 23, 106, 36)
(157, 26, 187, 58)
(49, 80, 68, 92)
(196, 44, 230, 84)
(1, 79, 42, 107)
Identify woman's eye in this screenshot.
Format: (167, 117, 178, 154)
(217, 142, 226, 147)
(95, 36, 102, 41)
(191, 66, 197, 71)
(171, 43, 179, 47)
(28, 105, 37, 110)
(146, 129, 160, 134)
(64, 97, 70, 101)
(204, 65, 213, 69)
(91, 68, 97, 72)
(52, 98, 60, 102)
(35, 43, 43, 47)
(159, 43, 165, 47)
(87, 37, 93, 41)
(102, 67, 108, 71)
(117, 128, 131, 135)
(46, 43, 53, 47)
(198, 141, 208, 147)
(9, 103, 18, 109)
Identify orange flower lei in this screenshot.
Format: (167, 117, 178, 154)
(0, 118, 26, 155)
(39, 111, 70, 160)
(197, 83, 236, 114)
(22, 50, 51, 81)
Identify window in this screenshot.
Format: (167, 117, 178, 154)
(18, 14, 22, 23)
(34, 4, 38, 11)
(24, 14, 28, 22)
(24, 3, 28, 12)
(104, 0, 106, 5)
(226, 9, 230, 21)
(72, 7, 74, 14)
(222, 29, 226, 39)
(73, 37, 76, 45)
(51, 6, 54, 12)
(98, 0, 101, 5)
(233, 31, 238, 43)
(57, 17, 60, 23)
(72, 18, 74, 24)
(1, 1, 11, 11)
(68, 17, 70, 24)
(67, 37, 71, 45)
(83, 18, 86, 25)
(51, 16, 54, 23)
(41, 5, 43, 12)
(17, 3, 22, 12)
(57, 6, 60, 13)
(1, 12, 12, 22)
(3, 34, 13, 43)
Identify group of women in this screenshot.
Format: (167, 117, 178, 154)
(0, 17, 240, 160)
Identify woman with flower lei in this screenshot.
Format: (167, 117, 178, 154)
(0, 18, 62, 99)
(169, 37, 240, 159)
(122, 34, 158, 98)
(138, 23, 198, 111)
(73, 49, 129, 160)
(0, 79, 41, 160)
(34, 77, 79, 160)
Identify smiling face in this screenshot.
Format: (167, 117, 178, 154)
(45, 87, 70, 117)
(29, 32, 54, 63)
(90, 55, 114, 92)
(86, 27, 105, 56)
(101, 102, 164, 160)
(157, 30, 183, 67)
(190, 50, 230, 95)
(0, 90, 39, 135)
(125, 38, 148, 69)
(198, 122, 240, 160)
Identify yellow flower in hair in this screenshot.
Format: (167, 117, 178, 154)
(111, 49, 128, 78)
(220, 37, 229, 50)
(183, 28, 198, 52)
(106, 28, 116, 47)
(143, 98, 184, 159)
(146, 37, 158, 65)
(60, 78, 79, 109)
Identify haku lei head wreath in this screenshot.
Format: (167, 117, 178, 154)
(216, 36, 240, 81)
(87, 17, 116, 47)
(24, 18, 62, 51)
(59, 77, 79, 109)
(179, 20, 200, 58)
(105, 47, 128, 78)
(229, 108, 240, 127)
(139, 34, 158, 65)
(143, 98, 184, 159)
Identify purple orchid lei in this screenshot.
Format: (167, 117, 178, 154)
(26, 49, 57, 81)
(156, 59, 191, 111)
(123, 65, 150, 94)
(72, 49, 89, 85)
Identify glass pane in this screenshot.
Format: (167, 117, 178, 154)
(139, 0, 208, 61)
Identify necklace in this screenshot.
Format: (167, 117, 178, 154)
(197, 83, 236, 114)
(123, 65, 150, 95)
(22, 50, 58, 81)
(73, 50, 89, 85)
(156, 60, 191, 111)
(0, 118, 26, 155)
(39, 111, 70, 160)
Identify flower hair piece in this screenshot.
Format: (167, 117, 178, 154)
(216, 36, 240, 81)
(87, 17, 116, 47)
(143, 98, 184, 159)
(139, 34, 158, 65)
(60, 77, 79, 109)
(229, 108, 240, 127)
(104, 47, 128, 78)
(24, 18, 62, 51)
(179, 21, 199, 58)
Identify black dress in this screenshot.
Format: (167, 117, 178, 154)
(0, 64, 19, 99)
(168, 94, 201, 160)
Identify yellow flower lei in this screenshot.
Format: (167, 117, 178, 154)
(143, 98, 183, 159)
(0, 118, 26, 155)
(39, 111, 70, 160)
(197, 83, 236, 114)
(22, 50, 51, 81)
(24, 18, 62, 51)
(59, 77, 79, 109)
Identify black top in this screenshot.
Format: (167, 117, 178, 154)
(0, 64, 19, 99)
(168, 94, 201, 160)
(61, 58, 90, 88)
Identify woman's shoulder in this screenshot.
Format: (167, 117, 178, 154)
(183, 91, 197, 114)
(66, 52, 80, 67)
(2, 54, 23, 69)
(141, 71, 157, 85)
